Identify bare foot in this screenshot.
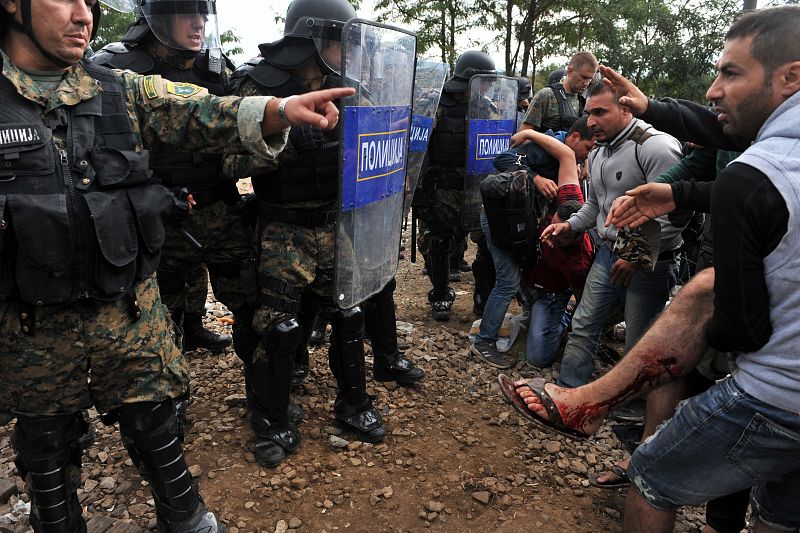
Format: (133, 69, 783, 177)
(591, 457, 630, 487)
(514, 379, 607, 435)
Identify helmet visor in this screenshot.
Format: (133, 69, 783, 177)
(100, 0, 136, 12)
(142, 0, 220, 52)
(305, 18, 353, 75)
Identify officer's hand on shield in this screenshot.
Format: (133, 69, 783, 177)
(262, 88, 355, 136)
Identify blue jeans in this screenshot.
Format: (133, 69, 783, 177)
(526, 289, 571, 368)
(629, 376, 800, 529)
(475, 212, 521, 344)
(557, 244, 677, 388)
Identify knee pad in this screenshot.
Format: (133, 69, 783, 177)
(331, 306, 364, 341)
(373, 278, 396, 303)
(263, 317, 304, 354)
(13, 413, 86, 469)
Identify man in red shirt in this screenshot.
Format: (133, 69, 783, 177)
(523, 186, 593, 367)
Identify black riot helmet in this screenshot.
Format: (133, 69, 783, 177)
(259, 0, 357, 73)
(516, 76, 531, 102)
(122, 0, 219, 58)
(547, 67, 566, 86)
(0, 0, 126, 68)
(444, 50, 495, 93)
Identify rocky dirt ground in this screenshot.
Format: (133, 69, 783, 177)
(1, 230, 722, 533)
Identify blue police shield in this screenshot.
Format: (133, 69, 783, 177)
(335, 20, 416, 309)
(463, 74, 518, 230)
(402, 60, 448, 219)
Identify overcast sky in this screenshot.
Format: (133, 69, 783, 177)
(215, 0, 509, 70)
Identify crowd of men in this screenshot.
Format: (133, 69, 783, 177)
(0, 0, 798, 531)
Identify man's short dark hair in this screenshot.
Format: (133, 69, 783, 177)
(556, 200, 583, 221)
(726, 5, 800, 74)
(585, 78, 616, 101)
(568, 52, 598, 71)
(566, 116, 592, 140)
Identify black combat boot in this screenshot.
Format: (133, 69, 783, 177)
(363, 280, 425, 384)
(329, 308, 387, 443)
(308, 314, 329, 347)
(427, 244, 454, 321)
(246, 318, 303, 467)
(182, 313, 231, 353)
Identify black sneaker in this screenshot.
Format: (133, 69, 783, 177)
(609, 399, 646, 423)
(459, 259, 471, 273)
(449, 269, 462, 282)
(470, 341, 516, 369)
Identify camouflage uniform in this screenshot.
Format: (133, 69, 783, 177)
(523, 86, 582, 132)
(0, 46, 285, 532)
(0, 52, 285, 419)
(221, 71, 386, 468)
(91, 43, 243, 352)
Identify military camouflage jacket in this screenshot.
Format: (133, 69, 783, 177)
(1, 48, 287, 159)
(523, 86, 581, 132)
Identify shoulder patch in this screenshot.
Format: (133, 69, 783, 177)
(143, 75, 159, 99)
(165, 81, 203, 98)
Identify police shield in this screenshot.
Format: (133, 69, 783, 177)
(463, 74, 518, 230)
(403, 60, 448, 219)
(335, 20, 416, 309)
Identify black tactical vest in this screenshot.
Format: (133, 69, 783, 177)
(429, 91, 467, 168)
(230, 58, 339, 203)
(92, 44, 228, 190)
(548, 83, 586, 132)
(0, 60, 170, 305)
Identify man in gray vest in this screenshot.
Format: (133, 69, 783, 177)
(0, 0, 349, 530)
(504, 7, 800, 532)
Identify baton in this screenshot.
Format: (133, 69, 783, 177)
(411, 207, 417, 264)
(177, 227, 203, 251)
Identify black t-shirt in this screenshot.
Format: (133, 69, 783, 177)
(672, 163, 788, 352)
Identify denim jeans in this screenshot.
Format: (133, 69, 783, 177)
(475, 212, 521, 344)
(557, 244, 677, 388)
(526, 289, 571, 368)
(629, 376, 800, 530)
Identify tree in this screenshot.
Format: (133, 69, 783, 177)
(220, 29, 243, 57)
(375, 0, 476, 70)
(91, 7, 135, 49)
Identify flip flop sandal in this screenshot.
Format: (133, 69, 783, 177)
(589, 464, 630, 488)
(497, 374, 590, 440)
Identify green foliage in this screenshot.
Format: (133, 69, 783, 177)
(92, 7, 135, 48)
(375, 0, 743, 102)
(220, 28, 243, 57)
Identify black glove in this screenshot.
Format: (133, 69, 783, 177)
(168, 187, 192, 225)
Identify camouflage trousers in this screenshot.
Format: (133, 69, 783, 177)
(415, 188, 468, 262)
(253, 220, 337, 337)
(0, 275, 188, 418)
(158, 199, 255, 322)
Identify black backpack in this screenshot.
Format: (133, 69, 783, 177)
(480, 154, 546, 267)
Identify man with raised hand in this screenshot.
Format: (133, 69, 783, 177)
(500, 6, 800, 532)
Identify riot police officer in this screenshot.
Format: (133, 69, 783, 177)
(224, 0, 387, 468)
(0, 0, 349, 529)
(416, 50, 496, 321)
(92, 0, 234, 353)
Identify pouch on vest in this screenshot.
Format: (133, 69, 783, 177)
(7, 194, 71, 304)
(0, 124, 55, 182)
(481, 166, 544, 267)
(84, 190, 138, 296)
(127, 184, 171, 280)
(90, 147, 155, 189)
